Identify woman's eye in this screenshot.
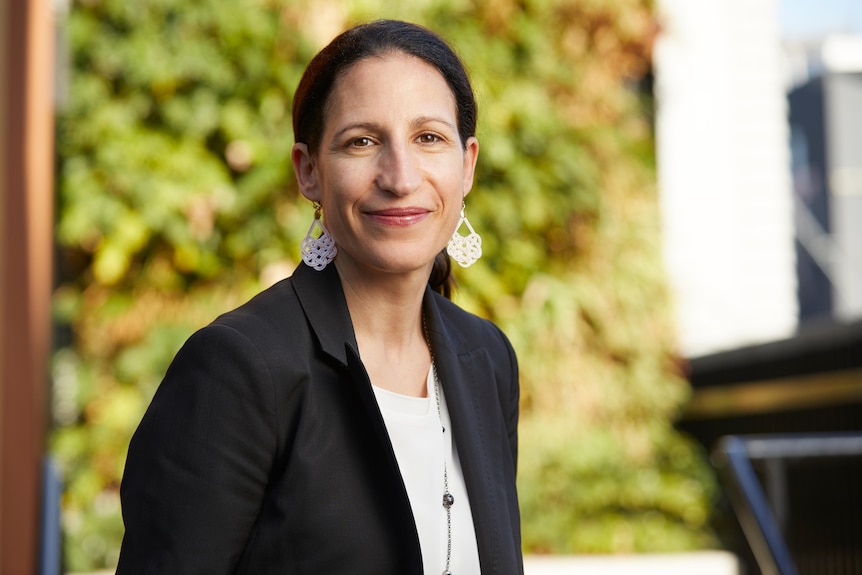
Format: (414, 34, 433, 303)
(418, 133, 442, 144)
(350, 137, 373, 148)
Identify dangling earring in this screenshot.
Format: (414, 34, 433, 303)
(301, 201, 337, 271)
(447, 201, 482, 268)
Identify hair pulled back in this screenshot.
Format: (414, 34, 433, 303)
(292, 20, 478, 298)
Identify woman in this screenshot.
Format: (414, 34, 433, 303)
(117, 19, 522, 575)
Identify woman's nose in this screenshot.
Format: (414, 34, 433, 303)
(375, 144, 421, 196)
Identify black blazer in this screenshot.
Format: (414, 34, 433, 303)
(117, 263, 523, 574)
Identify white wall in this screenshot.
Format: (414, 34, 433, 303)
(654, 0, 798, 357)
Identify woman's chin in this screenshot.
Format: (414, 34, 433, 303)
(336, 249, 439, 278)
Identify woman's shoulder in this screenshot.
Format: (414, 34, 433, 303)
(223, 275, 298, 316)
(195, 263, 352, 363)
(430, 291, 514, 354)
(207, 276, 301, 336)
(432, 292, 487, 327)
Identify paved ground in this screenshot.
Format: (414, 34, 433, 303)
(524, 551, 740, 575)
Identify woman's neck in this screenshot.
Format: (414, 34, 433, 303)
(334, 259, 433, 397)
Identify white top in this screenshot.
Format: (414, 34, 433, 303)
(372, 366, 481, 574)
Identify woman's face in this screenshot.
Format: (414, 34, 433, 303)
(292, 52, 479, 280)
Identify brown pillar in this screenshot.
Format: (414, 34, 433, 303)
(0, 0, 55, 572)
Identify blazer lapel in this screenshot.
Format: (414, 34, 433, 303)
(291, 263, 355, 366)
(292, 262, 407, 482)
(423, 290, 508, 574)
(292, 262, 423, 572)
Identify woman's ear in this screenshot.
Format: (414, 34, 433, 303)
(291, 143, 319, 201)
(462, 136, 479, 197)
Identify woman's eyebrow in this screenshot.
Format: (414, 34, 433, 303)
(331, 122, 384, 140)
(411, 115, 457, 131)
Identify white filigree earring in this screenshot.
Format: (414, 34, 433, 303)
(447, 202, 482, 268)
(301, 202, 337, 271)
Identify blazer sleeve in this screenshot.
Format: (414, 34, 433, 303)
(116, 323, 278, 575)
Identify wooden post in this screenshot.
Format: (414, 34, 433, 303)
(0, 0, 55, 572)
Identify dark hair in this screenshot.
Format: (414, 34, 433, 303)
(292, 20, 478, 298)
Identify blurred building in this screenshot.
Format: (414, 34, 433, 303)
(654, 0, 798, 358)
(654, 1, 862, 572)
(655, 0, 862, 355)
(786, 48, 862, 323)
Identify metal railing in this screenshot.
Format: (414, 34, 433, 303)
(712, 432, 862, 575)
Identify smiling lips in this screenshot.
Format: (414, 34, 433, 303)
(365, 207, 431, 227)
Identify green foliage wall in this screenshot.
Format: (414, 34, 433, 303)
(54, 0, 717, 570)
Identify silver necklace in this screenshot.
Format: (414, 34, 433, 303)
(424, 315, 454, 575)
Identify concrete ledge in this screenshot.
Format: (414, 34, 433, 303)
(73, 551, 740, 575)
(525, 551, 739, 575)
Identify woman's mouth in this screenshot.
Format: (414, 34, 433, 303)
(365, 207, 431, 226)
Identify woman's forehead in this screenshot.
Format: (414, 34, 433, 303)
(324, 53, 457, 126)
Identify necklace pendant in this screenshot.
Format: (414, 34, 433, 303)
(443, 492, 455, 508)
(443, 570, 453, 575)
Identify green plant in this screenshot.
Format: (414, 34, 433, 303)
(54, 0, 716, 570)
